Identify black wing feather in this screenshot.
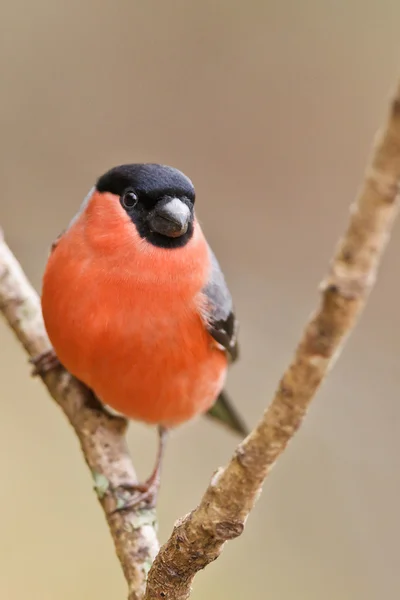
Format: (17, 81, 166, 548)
(202, 248, 239, 362)
(202, 248, 246, 436)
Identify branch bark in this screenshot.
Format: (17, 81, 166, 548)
(0, 233, 159, 600)
(1, 79, 400, 600)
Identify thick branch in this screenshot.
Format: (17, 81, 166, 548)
(143, 84, 400, 599)
(0, 234, 159, 600)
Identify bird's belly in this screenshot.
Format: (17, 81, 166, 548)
(95, 335, 227, 427)
(43, 280, 227, 427)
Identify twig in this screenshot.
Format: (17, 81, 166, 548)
(0, 231, 159, 600)
(143, 83, 400, 599)
(1, 79, 400, 600)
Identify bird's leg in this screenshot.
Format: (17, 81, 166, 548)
(30, 349, 62, 376)
(112, 425, 168, 512)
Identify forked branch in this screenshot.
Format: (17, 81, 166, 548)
(1, 80, 400, 600)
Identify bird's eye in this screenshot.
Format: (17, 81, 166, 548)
(121, 191, 138, 209)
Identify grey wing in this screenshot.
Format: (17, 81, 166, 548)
(49, 187, 95, 254)
(50, 230, 65, 253)
(202, 247, 239, 362)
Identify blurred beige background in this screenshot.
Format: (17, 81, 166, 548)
(1, 1, 400, 599)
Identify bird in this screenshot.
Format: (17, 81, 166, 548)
(32, 163, 247, 508)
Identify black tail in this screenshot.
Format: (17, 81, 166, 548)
(205, 390, 249, 437)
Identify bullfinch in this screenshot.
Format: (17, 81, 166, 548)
(33, 163, 247, 508)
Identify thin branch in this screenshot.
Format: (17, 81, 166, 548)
(143, 83, 400, 599)
(0, 233, 159, 600)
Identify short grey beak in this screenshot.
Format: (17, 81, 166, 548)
(149, 197, 191, 238)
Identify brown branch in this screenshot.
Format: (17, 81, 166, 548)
(0, 233, 159, 600)
(143, 84, 400, 599)
(1, 78, 400, 600)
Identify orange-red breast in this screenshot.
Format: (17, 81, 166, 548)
(35, 164, 247, 507)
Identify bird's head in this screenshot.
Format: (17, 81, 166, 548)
(93, 163, 196, 249)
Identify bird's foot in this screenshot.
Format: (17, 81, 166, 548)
(111, 477, 161, 512)
(30, 349, 61, 376)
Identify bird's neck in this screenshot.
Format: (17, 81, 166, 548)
(68, 207, 211, 295)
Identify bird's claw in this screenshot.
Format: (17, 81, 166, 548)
(110, 479, 160, 513)
(30, 349, 61, 376)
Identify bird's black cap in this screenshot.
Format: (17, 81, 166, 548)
(96, 163, 195, 202)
